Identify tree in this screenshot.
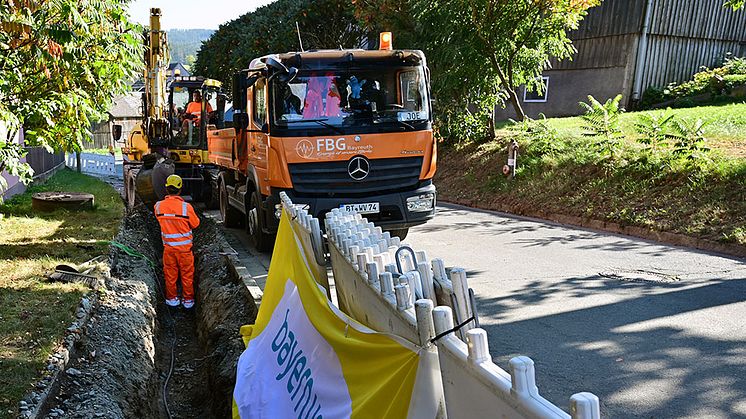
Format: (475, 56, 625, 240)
(724, 0, 744, 10)
(0, 0, 142, 190)
(415, 0, 599, 122)
(194, 0, 367, 91)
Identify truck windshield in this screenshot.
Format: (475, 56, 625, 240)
(271, 67, 430, 133)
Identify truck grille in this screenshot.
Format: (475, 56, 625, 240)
(288, 157, 423, 196)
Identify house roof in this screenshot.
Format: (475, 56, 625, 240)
(168, 62, 191, 77)
(109, 93, 142, 119)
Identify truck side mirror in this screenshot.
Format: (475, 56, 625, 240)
(112, 124, 123, 142)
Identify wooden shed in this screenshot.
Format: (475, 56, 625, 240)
(87, 93, 142, 150)
(495, 0, 746, 120)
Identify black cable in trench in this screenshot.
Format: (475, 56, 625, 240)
(110, 241, 176, 419)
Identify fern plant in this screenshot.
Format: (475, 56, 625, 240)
(669, 118, 710, 168)
(634, 110, 675, 154)
(579, 94, 624, 162)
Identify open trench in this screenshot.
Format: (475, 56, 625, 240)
(152, 210, 259, 418)
(41, 206, 257, 418)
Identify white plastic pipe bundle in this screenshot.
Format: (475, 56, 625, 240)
(325, 208, 462, 320)
(318, 204, 601, 419)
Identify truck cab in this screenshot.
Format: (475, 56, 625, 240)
(206, 49, 437, 250)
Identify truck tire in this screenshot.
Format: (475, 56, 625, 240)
(389, 228, 409, 240)
(219, 178, 242, 228)
(247, 190, 274, 252)
(207, 175, 220, 210)
(125, 172, 138, 209)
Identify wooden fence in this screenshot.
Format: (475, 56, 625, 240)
(26, 147, 66, 178)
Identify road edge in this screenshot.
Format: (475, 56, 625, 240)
(440, 199, 746, 260)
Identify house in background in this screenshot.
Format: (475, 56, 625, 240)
(87, 94, 142, 149)
(495, 0, 746, 120)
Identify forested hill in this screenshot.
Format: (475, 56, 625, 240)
(168, 29, 214, 66)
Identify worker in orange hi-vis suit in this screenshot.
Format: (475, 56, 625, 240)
(154, 174, 200, 308)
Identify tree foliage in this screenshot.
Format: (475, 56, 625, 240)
(415, 0, 599, 124)
(0, 0, 142, 188)
(194, 0, 367, 90)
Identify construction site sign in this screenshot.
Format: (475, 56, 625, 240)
(233, 210, 436, 418)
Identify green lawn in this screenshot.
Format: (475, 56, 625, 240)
(539, 103, 746, 157)
(0, 169, 123, 419)
(438, 102, 746, 246)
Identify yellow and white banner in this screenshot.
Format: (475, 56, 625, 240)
(233, 209, 435, 418)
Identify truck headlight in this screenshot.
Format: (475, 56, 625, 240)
(406, 193, 435, 212)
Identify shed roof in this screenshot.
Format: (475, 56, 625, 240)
(109, 93, 142, 119)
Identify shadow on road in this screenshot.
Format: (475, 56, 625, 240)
(476, 277, 746, 418)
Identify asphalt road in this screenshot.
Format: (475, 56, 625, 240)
(405, 204, 746, 418)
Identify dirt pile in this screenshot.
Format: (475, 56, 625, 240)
(193, 218, 258, 418)
(33, 206, 258, 419)
(38, 206, 161, 418)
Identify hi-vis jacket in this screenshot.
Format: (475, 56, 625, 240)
(155, 195, 200, 251)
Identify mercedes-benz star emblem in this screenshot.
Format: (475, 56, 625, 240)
(347, 156, 370, 181)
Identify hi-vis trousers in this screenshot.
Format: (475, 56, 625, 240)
(163, 247, 195, 301)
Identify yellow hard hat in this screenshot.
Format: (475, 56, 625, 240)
(165, 174, 182, 189)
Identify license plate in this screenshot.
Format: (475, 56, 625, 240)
(397, 110, 427, 122)
(341, 202, 379, 214)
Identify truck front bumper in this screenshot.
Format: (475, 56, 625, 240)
(265, 182, 437, 233)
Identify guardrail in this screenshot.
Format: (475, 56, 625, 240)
(281, 196, 601, 419)
(66, 152, 117, 176)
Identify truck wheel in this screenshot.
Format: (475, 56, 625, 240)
(205, 175, 219, 209)
(389, 228, 409, 240)
(247, 190, 273, 252)
(126, 174, 138, 209)
(219, 179, 242, 228)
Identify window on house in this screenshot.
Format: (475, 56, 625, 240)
(524, 77, 549, 103)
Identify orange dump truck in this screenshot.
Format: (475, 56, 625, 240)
(203, 47, 436, 250)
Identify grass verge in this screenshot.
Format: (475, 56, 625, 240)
(0, 169, 123, 418)
(437, 103, 746, 246)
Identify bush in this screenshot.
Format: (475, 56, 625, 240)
(723, 74, 746, 92)
(640, 56, 746, 108)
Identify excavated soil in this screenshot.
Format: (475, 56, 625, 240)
(37, 205, 257, 419)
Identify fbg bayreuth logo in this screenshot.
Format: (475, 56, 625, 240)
(295, 140, 314, 159)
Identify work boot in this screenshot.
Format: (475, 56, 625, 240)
(182, 299, 194, 309)
(165, 298, 180, 307)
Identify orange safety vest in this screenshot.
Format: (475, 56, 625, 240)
(155, 195, 200, 251)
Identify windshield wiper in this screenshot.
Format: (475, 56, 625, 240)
(373, 114, 416, 130)
(282, 118, 344, 135)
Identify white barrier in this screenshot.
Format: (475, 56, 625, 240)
(66, 153, 116, 176)
(281, 196, 601, 419)
(278, 193, 331, 299)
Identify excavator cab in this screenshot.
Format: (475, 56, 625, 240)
(167, 76, 207, 148)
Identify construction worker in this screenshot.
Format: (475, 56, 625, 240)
(154, 174, 200, 308)
(183, 90, 212, 126)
